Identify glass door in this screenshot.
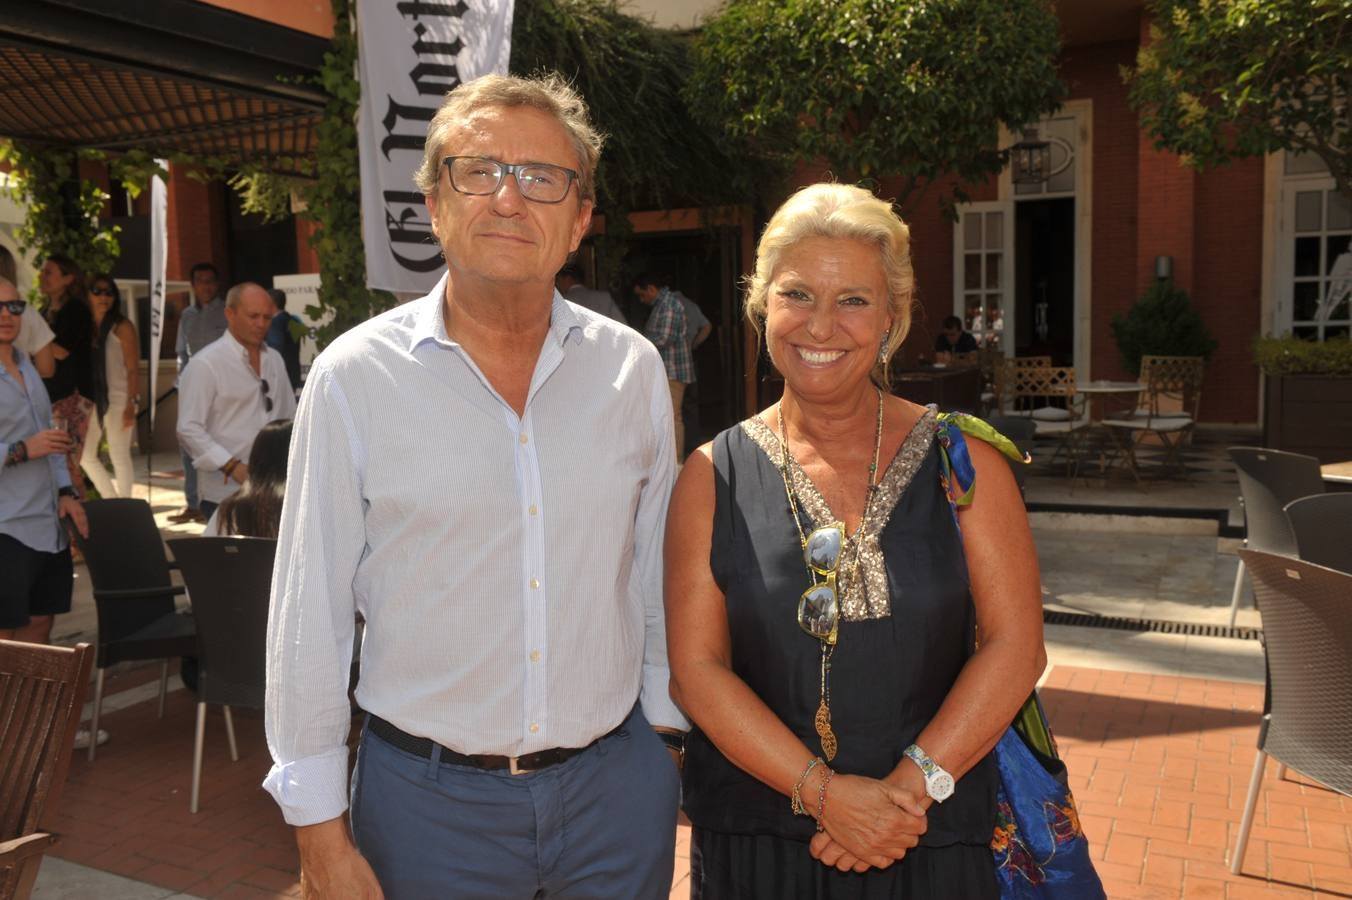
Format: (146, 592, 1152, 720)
(953, 202, 1015, 354)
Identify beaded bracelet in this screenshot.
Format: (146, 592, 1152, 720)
(815, 767, 834, 832)
(790, 756, 822, 817)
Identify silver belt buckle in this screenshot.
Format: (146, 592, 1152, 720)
(508, 755, 530, 775)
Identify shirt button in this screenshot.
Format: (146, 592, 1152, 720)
(528, 504, 538, 516)
(519, 433, 529, 444)
(529, 723, 540, 734)
(530, 578, 540, 590)
(530, 650, 541, 663)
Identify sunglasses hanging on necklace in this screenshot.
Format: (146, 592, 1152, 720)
(775, 386, 884, 761)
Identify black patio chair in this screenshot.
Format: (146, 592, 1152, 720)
(1230, 550, 1352, 875)
(1225, 448, 1324, 627)
(166, 537, 276, 813)
(75, 499, 197, 761)
(1284, 493, 1352, 574)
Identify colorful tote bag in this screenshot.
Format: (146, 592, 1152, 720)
(935, 412, 1107, 899)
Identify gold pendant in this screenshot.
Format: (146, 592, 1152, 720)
(814, 700, 838, 761)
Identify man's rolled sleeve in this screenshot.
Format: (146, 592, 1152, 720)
(634, 353, 689, 732)
(263, 366, 368, 825)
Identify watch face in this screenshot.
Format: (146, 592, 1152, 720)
(929, 772, 955, 801)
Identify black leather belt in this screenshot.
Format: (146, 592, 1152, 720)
(367, 715, 622, 774)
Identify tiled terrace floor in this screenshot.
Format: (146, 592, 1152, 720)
(41, 664, 1351, 899)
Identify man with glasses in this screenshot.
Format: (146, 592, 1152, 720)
(170, 262, 228, 524)
(176, 282, 293, 520)
(265, 73, 686, 899)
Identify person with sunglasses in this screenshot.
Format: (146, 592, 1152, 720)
(81, 275, 140, 499)
(666, 183, 1045, 898)
(176, 282, 294, 521)
(0, 248, 56, 379)
(0, 279, 90, 638)
(264, 74, 685, 900)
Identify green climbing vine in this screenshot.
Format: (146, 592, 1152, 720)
(0, 142, 121, 297)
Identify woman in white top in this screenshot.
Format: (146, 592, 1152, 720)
(81, 275, 139, 498)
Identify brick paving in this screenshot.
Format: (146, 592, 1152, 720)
(43, 665, 1351, 899)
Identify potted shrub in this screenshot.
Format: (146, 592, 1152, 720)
(1254, 336, 1352, 462)
(1110, 279, 1219, 376)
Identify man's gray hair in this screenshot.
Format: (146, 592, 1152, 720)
(412, 73, 605, 204)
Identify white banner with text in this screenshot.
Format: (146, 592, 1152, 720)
(356, 0, 515, 295)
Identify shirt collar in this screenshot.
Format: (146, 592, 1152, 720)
(409, 271, 585, 353)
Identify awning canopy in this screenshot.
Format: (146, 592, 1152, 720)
(0, 0, 329, 177)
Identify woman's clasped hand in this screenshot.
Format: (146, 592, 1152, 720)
(805, 771, 928, 872)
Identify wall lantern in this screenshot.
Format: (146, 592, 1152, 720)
(1010, 127, 1052, 185)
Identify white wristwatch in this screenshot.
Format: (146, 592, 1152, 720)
(904, 743, 954, 803)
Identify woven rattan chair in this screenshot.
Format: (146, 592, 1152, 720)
(990, 355, 1052, 414)
(166, 536, 276, 813)
(1284, 493, 1352, 573)
(0, 640, 94, 900)
(1003, 364, 1086, 476)
(1226, 448, 1325, 626)
(1230, 551, 1352, 874)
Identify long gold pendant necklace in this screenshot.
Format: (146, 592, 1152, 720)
(777, 386, 884, 761)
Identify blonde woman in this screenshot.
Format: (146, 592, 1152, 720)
(666, 183, 1045, 898)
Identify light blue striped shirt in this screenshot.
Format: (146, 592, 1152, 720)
(263, 275, 687, 826)
(1, 349, 71, 554)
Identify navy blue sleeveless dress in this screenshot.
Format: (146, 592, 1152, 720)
(683, 408, 999, 899)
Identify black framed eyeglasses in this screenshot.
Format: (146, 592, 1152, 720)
(798, 523, 843, 645)
(442, 156, 579, 204)
(259, 378, 273, 414)
(0, 299, 27, 316)
(90, 286, 115, 297)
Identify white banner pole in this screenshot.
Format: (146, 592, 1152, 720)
(145, 161, 168, 493)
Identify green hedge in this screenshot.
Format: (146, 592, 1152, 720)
(1254, 336, 1352, 376)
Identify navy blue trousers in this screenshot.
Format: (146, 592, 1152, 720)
(351, 705, 680, 899)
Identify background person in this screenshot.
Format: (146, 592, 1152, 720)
(934, 313, 979, 364)
(0, 290, 101, 747)
(177, 282, 295, 521)
(635, 272, 692, 457)
(81, 275, 139, 499)
(170, 262, 227, 524)
(671, 281, 713, 455)
(665, 183, 1045, 897)
(38, 255, 94, 498)
(202, 418, 292, 538)
(265, 288, 304, 393)
(556, 262, 627, 324)
(0, 247, 55, 379)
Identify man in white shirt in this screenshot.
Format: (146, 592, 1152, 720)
(176, 282, 295, 519)
(264, 73, 686, 899)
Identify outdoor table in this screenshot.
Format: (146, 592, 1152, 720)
(1322, 460, 1352, 494)
(891, 365, 983, 413)
(1077, 381, 1146, 480)
(1076, 380, 1145, 420)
